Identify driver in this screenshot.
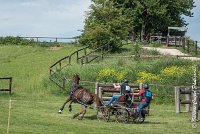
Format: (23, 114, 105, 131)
(107, 79, 131, 106)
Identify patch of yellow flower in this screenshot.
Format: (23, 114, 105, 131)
(97, 68, 127, 82)
(136, 71, 161, 83)
(160, 66, 191, 77)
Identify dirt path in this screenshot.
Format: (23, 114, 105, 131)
(143, 47, 200, 61)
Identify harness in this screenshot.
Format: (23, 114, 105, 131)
(71, 89, 96, 109)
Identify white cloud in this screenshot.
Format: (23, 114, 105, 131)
(0, 0, 91, 37)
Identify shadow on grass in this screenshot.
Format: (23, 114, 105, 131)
(83, 115, 97, 120)
(142, 121, 168, 124)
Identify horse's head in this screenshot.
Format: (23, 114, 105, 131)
(72, 73, 80, 85)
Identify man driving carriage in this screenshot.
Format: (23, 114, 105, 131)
(107, 79, 131, 106)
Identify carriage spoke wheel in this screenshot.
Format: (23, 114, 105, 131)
(115, 108, 129, 123)
(97, 106, 110, 122)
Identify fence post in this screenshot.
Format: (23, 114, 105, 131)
(99, 87, 102, 98)
(167, 36, 169, 46)
(9, 78, 12, 94)
(69, 56, 71, 65)
(187, 40, 190, 53)
(185, 87, 191, 112)
(76, 52, 79, 63)
(195, 41, 198, 55)
(182, 37, 185, 51)
(175, 36, 177, 47)
(175, 86, 180, 113)
(95, 82, 99, 95)
(62, 78, 66, 89)
(139, 83, 143, 90)
(59, 62, 61, 70)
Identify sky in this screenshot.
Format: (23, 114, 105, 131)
(0, 0, 91, 41)
(0, 0, 199, 42)
(184, 0, 200, 42)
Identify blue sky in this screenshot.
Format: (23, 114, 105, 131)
(184, 0, 200, 42)
(0, 0, 199, 41)
(0, 0, 91, 38)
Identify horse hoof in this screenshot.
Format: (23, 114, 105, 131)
(77, 116, 83, 120)
(58, 110, 62, 114)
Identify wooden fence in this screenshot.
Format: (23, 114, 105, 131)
(150, 36, 199, 55)
(150, 36, 186, 47)
(21, 36, 76, 43)
(175, 86, 200, 113)
(49, 44, 111, 89)
(0, 77, 12, 94)
(95, 82, 142, 102)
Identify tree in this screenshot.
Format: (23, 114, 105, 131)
(79, 0, 195, 50)
(110, 0, 195, 41)
(79, 0, 131, 51)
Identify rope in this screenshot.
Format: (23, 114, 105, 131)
(6, 98, 12, 134)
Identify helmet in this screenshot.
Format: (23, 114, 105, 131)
(144, 83, 149, 89)
(124, 79, 129, 83)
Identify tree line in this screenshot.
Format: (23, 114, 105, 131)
(79, 0, 195, 51)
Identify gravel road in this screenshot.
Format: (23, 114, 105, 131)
(143, 47, 200, 61)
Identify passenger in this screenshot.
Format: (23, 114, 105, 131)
(107, 79, 131, 106)
(134, 83, 152, 115)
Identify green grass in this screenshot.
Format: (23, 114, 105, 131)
(0, 44, 200, 134)
(0, 100, 199, 134)
(0, 45, 83, 99)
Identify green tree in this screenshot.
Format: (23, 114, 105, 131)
(110, 0, 195, 41)
(79, 0, 131, 51)
(79, 0, 195, 50)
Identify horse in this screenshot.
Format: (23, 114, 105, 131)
(58, 74, 103, 120)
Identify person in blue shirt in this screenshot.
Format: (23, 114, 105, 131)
(134, 83, 152, 115)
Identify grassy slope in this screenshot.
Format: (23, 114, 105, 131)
(0, 45, 81, 100)
(0, 45, 199, 134)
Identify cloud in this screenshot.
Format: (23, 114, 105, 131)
(0, 0, 91, 37)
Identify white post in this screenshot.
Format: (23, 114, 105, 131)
(95, 82, 99, 95)
(175, 87, 180, 113)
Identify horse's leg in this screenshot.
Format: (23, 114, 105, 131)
(78, 106, 87, 120)
(72, 106, 87, 120)
(68, 101, 73, 112)
(58, 96, 71, 114)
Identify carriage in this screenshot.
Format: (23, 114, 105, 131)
(96, 94, 148, 124)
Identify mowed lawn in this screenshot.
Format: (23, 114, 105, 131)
(0, 100, 199, 134)
(0, 45, 200, 134)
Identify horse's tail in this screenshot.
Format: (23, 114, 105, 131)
(92, 93, 103, 107)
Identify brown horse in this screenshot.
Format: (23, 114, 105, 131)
(58, 74, 103, 120)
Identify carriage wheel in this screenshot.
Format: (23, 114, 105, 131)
(97, 106, 110, 122)
(115, 107, 129, 123)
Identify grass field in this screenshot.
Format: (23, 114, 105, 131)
(0, 45, 200, 134)
(0, 99, 199, 134)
